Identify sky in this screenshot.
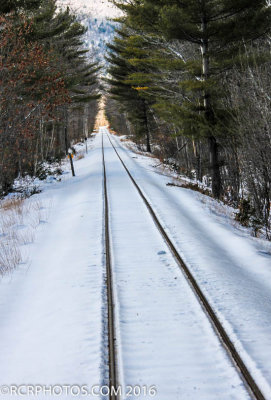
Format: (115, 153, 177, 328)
(58, 0, 120, 18)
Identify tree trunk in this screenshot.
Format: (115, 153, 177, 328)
(201, 9, 221, 198)
(208, 135, 221, 198)
(146, 125, 151, 153)
(193, 139, 202, 182)
(64, 126, 69, 156)
(143, 101, 151, 153)
(47, 123, 55, 159)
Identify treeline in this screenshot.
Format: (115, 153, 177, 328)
(0, 0, 100, 195)
(106, 0, 271, 237)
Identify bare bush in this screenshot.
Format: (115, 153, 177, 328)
(0, 195, 48, 275)
(0, 240, 22, 275)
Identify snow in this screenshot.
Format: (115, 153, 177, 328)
(0, 128, 270, 399)
(56, 1, 117, 66)
(102, 131, 251, 400)
(80, 17, 116, 64)
(57, 1, 118, 66)
(109, 132, 271, 399)
(0, 133, 106, 398)
(58, 0, 120, 18)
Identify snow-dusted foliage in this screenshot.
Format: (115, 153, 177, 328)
(58, 0, 117, 65)
(58, 0, 120, 18)
(80, 16, 116, 64)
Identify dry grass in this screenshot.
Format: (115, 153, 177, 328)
(1, 196, 24, 211)
(124, 142, 157, 158)
(197, 192, 238, 226)
(0, 196, 48, 275)
(76, 152, 85, 161)
(0, 240, 22, 275)
(16, 228, 35, 245)
(167, 181, 211, 196)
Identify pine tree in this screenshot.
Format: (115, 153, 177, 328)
(0, 0, 100, 193)
(27, 0, 100, 160)
(106, 28, 152, 151)
(30, 0, 100, 104)
(0, 0, 41, 13)
(113, 0, 271, 198)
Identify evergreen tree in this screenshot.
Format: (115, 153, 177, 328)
(0, 0, 41, 13)
(31, 0, 100, 104)
(0, 0, 100, 193)
(106, 28, 152, 151)
(113, 0, 271, 198)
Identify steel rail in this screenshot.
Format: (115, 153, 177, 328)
(102, 133, 119, 400)
(106, 132, 266, 400)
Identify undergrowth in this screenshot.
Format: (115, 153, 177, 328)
(0, 196, 49, 275)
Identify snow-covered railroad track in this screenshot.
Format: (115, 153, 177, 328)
(102, 129, 265, 400)
(102, 133, 119, 400)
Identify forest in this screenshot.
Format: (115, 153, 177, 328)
(1, 0, 271, 239)
(1, 3, 271, 397)
(0, 0, 100, 195)
(105, 0, 271, 238)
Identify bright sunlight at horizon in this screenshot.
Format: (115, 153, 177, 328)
(94, 99, 109, 130)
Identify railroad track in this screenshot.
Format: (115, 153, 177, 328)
(102, 133, 118, 400)
(102, 131, 266, 400)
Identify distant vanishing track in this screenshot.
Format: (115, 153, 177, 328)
(104, 132, 266, 400)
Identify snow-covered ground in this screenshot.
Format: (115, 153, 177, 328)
(109, 132, 271, 399)
(0, 134, 106, 399)
(102, 131, 250, 400)
(0, 128, 270, 399)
